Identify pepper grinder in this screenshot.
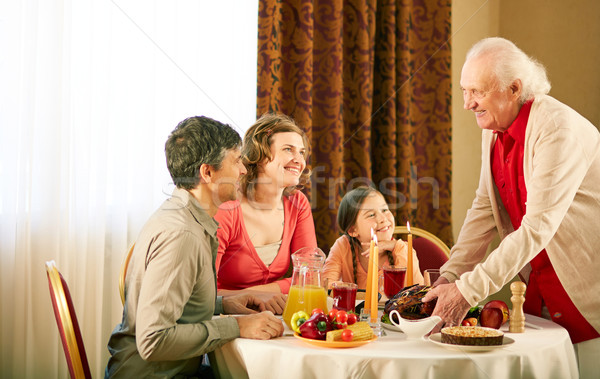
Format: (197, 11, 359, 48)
(509, 281, 527, 333)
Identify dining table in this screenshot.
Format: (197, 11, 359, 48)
(210, 314, 578, 379)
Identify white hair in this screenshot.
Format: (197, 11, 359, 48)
(466, 37, 551, 104)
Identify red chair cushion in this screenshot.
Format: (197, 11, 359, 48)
(413, 237, 449, 274)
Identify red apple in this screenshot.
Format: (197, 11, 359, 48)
(483, 300, 509, 325)
(479, 307, 503, 329)
(461, 317, 478, 326)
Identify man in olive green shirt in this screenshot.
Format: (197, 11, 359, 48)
(105, 116, 284, 378)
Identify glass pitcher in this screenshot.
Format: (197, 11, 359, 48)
(282, 247, 329, 329)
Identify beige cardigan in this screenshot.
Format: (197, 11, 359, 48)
(442, 95, 600, 333)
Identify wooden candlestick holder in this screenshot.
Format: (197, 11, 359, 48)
(509, 281, 527, 333)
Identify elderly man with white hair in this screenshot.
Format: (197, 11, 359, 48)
(423, 37, 600, 378)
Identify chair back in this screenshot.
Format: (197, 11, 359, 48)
(393, 226, 450, 274)
(119, 243, 135, 305)
(45, 260, 92, 379)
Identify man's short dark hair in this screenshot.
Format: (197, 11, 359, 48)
(165, 116, 241, 190)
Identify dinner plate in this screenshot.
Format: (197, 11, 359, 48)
(428, 333, 515, 352)
(293, 333, 377, 348)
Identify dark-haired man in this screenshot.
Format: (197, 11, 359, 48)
(106, 116, 283, 378)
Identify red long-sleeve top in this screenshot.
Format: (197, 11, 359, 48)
(214, 191, 317, 294)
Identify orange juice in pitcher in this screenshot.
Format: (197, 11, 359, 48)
(282, 247, 328, 329)
(282, 285, 328, 328)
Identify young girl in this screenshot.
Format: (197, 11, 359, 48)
(323, 186, 424, 291)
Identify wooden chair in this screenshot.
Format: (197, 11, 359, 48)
(393, 226, 451, 274)
(119, 243, 135, 305)
(45, 260, 92, 379)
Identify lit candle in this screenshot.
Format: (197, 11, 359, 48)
(364, 228, 375, 316)
(406, 221, 413, 286)
(371, 232, 379, 322)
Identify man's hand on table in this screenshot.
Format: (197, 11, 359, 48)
(422, 282, 471, 333)
(219, 286, 288, 315)
(235, 311, 284, 340)
(222, 293, 267, 314)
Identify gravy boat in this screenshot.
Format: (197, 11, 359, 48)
(389, 310, 441, 339)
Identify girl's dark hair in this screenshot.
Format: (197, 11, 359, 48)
(337, 186, 395, 283)
(241, 113, 311, 198)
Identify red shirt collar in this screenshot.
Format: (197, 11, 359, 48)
(495, 99, 534, 145)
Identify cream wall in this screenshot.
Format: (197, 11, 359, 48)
(450, 0, 600, 303)
(451, 0, 600, 240)
(451, 0, 500, 240)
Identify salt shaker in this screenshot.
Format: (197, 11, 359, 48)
(509, 281, 527, 333)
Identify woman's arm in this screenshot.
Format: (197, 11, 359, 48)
(288, 192, 318, 254)
(218, 286, 287, 315)
(214, 203, 236, 272)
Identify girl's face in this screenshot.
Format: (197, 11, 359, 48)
(259, 132, 306, 188)
(348, 192, 395, 243)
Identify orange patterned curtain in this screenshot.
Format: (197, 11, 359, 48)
(257, 0, 452, 252)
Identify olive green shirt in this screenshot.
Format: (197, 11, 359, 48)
(106, 188, 239, 378)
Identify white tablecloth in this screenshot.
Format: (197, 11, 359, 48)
(211, 315, 578, 379)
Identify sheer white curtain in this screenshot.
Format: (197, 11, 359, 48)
(0, 1, 258, 377)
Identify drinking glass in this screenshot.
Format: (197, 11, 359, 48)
(331, 282, 358, 312)
(424, 269, 441, 286)
(382, 266, 406, 298)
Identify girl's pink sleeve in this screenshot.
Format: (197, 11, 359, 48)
(323, 237, 346, 287)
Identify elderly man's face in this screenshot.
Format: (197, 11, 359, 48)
(460, 56, 521, 132)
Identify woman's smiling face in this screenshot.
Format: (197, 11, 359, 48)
(259, 132, 306, 188)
